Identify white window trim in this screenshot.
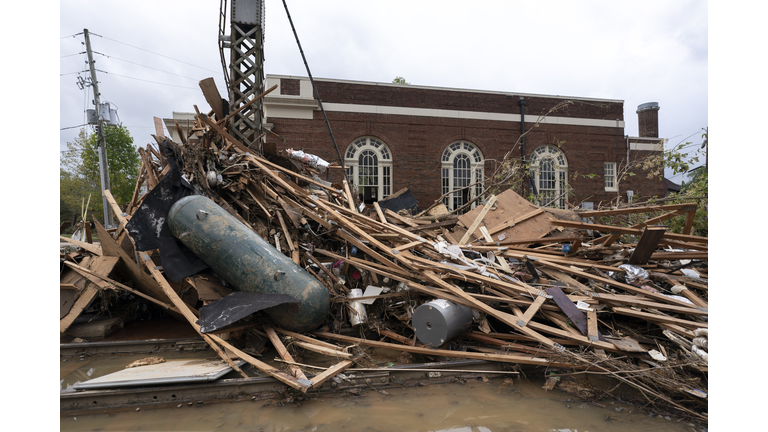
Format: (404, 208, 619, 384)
(604, 162, 618, 192)
(344, 136, 392, 203)
(530, 145, 569, 209)
(441, 140, 484, 211)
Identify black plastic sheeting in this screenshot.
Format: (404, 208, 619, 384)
(197, 292, 299, 333)
(376, 188, 420, 214)
(125, 140, 208, 282)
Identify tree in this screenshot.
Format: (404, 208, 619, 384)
(392, 76, 410, 85)
(60, 125, 141, 224)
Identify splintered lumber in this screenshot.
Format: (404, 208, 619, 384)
(308, 358, 356, 390)
(611, 307, 707, 329)
(138, 251, 311, 391)
(263, 325, 309, 381)
(459, 189, 555, 243)
(60, 256, 120, 333)
(549, 220, 707, 244)
(459, 194, 497, 244)
(312, 331, 584, 369)
(64, 261, 178, 313)
(628, 226, 667, 265)
(198, 78, 225, 120)
(60, 236, 102, 256)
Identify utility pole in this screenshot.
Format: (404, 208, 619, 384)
(83, 28, 113, 227)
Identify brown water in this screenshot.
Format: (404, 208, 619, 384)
(60, 352, 705, 432)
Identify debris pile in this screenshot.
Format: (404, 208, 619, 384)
(60, 105, 708, 422)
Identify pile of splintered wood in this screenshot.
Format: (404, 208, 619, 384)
(60, 102, 708, 422)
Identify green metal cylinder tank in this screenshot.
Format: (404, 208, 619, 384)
(168, 195, 329, 332)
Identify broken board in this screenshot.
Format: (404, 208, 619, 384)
(458, 189, 556, 244)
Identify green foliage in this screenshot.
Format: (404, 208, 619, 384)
(60, 125, 140, 224)
(392, 76, 410, 85)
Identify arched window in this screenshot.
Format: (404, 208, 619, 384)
(441, 141, 484, 212)
(344, 137, 392, 204)
(530, 145, 568, 209)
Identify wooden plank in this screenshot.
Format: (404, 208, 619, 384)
(198, 78, 225, 120)
(577, 203, 697, 217)
(611, 307, 707, 329)
(293, 341, 353, 359)
(628, 226, 667, 265)
(263, 325, 309, 381)
(64, 261, 178, 313)
(586, 309, 599, 342)
(312, 331, 584, 369)
(518, 295, 547, 327)
(153, 117, 165, 137)
(60, 256, 120, 334)
(487, 208, 544, 235)
(93, 218, 168, 303)
(308, 359, 356, 389)
(550, 220, 707, 244)
(459, 189, 554, 243)
(459, 194, 497, 245)
(60, 236, 102, 256)
(138, 252, 312, 389)
(546, 286, 606, 341)
(342, 179, 356, 212)
(373, 201, 387, 224)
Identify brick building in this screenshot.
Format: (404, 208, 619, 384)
(263, 75, 665, 210)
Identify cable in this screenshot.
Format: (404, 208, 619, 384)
(60, 52, 85, 58)
(60, 32, 83, 39)
(60, 124, 89, 131)
(282, 0, 349, 185)
(98, 70, 198, 89)
(94, 33, 222, 75)
(93, 51, 199, 81)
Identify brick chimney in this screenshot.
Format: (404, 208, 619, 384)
(637, 102, 660, 137)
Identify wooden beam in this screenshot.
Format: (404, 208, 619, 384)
(139, 252, 311, 390)
(60, 236, 102, 256)
(153, 116, 165, 137)
(577, 202, 697, 217)
(459, 195, 497, 245)
(263, 325, 309, 381)
(312, 331, 584, 369)
(628, 226, 667, 265)
(198, 78, 225, 120)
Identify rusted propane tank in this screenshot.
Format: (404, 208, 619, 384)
(168, 195, 329, 332)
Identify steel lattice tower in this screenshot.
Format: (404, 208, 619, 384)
(227, 0, 265, 152)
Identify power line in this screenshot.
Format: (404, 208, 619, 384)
(61, 124, 89, 131)
(93, 33, 222, 75)
(99, 70, 198, 89)
(93, 51, 199, 81)
(61, 52, 85, 58)
(60, 32, 83, 39)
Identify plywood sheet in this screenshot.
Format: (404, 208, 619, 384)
(458, 189, 555, 243)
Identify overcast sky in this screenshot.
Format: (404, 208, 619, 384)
(59, 0, 708, 184)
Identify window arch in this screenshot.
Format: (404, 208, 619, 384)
(344, 136, 392, 204)
(530, 145, 568, 209)
(441, 141, 484, 212)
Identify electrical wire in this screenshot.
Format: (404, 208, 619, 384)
(98, 70, 198, 89)
(92, 51, 200, 81)
(93, 33, 222, 75)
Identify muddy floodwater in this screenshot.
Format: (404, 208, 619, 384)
(60, 351, 706, 432)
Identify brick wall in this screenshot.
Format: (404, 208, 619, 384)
(265, 79, 664, 209)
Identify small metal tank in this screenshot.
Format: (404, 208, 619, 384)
(412, 299, 474, 347)
(168, 195, 329, 332)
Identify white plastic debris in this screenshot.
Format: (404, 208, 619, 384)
(680, 268, 701, 279)
(618, 264, 649, 283)
(285, 148, 330, 173)
(648, 349, 667, 361)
